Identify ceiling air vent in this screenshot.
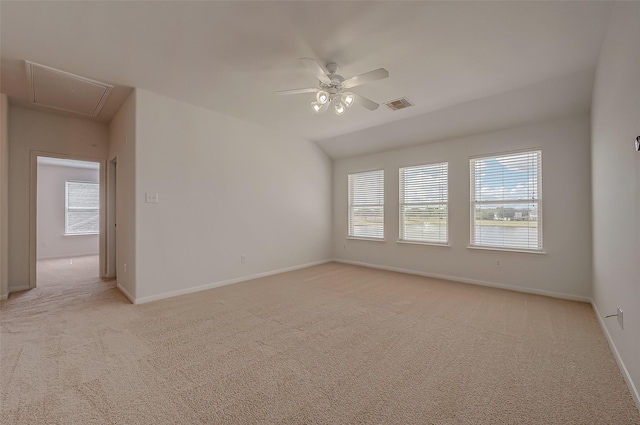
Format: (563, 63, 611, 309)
(384, 97, 413, 111)
(25, 61, 113, 117)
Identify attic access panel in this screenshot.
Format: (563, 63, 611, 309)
(25, 61, 113, 117)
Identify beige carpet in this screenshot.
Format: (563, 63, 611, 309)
(36, 255, 100, 287)
(1, 262, 638, 424)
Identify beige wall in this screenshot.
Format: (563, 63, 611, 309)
(7, 107, 109, 291)
(108, 91, 137, 299)
(591, 1, 640, 406)
(36, 164, 100, 259)
(333, 115, 593, 300)
(133, 89, 332, 302)
(0, 94, 8, 298)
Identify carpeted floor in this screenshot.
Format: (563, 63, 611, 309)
(35, 255, 101, 287)
(1, 261, 639, 424)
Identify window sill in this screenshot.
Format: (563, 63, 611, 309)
(64, 233, 99, 237)
(397, 240, 450, 247)
(467, 245, 546, 255)
(346, 237, 385, 242)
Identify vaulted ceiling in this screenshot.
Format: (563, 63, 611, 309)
(0, 1, 613, 158)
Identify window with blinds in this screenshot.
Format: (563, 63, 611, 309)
(470, 150, 542, 251)
(348, 170, 384, 239)
(399, 162, 448, 244)
(65, 181, 99, 235)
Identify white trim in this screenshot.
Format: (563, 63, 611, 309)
(397, 240, 450, 247)
(591, 301, 640, 411)
(117, 283, 135, 304)
(467, 246, 546, 255)
(7, 284, 30, 293)
(346, 237, 385, 242)
(0, 293, 8, 300)
(333, 258, 591, 302)
(131, 259, 332, 305)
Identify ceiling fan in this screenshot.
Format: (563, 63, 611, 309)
(275, 58, 389, 115)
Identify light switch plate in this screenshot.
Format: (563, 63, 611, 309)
(145, 193, 159, 203)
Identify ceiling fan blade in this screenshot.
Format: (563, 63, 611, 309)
(352, 93, 380, 111)
(274, 87, 319, 95)
(342, 68, 389, 89)
(300, 58, 331, 85)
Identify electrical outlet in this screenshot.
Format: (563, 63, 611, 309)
(145, 193, 159, 203)
(495, 260, 502, 268)
(241, 255, 247, 263)
(617, 307, 623, 329)
(124, 263, 127, 273)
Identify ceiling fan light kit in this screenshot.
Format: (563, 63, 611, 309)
(275, 58, 389, 116)
(343, 93, 354, 107)
(317, 91, 329, 105)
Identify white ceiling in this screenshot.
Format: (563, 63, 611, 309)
(0, 1, 613, 158)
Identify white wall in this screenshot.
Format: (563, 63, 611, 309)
(36, 163, 99, 259)
(7, 107, 109, 291)
(591, 1, 640, 406)
(333, 115, 593, 300)
(0, 94, 8, 299)
(108, 91, 137, 299)
(133, 89, 332, 301)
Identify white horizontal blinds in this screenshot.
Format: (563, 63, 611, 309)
(348, 170, 384, 239)
(399, 162, 448, 243)
(470, 150, 542, 250)
(66, 181, 99, 235)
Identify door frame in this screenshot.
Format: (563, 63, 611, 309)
(106, 156, 117, 278)
(29, 150, 107, 288)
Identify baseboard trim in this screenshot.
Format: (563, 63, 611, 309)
(591, 301, 640, 411)
(133, 259, 332, 305)
(0, 293, 7, 300)
(333, 259, 591, 303)
(117, 283, 135, 304)
(8, 284, 30, 293)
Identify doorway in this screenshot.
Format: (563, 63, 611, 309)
(30, 153, 107, 288)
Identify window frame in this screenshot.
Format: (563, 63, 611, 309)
(65, 180, 100, 236)
(398, 161, 449, 246)
(347, 169, 385, 241)
(469, 149, 544, 253)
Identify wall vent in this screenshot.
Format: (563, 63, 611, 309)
(25, 61, 113, 117)
(384, 97, 413, 111)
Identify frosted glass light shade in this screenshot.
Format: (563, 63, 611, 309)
(311, 101, 322, 113)
(316, 91, 329, 105)
(343, 93, 354, 107)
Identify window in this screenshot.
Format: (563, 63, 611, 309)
(470, 150, 542, 251)
(399, 162, 448, 244)
(348, 170, 384, 239)
(65, 181, 99, 235)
